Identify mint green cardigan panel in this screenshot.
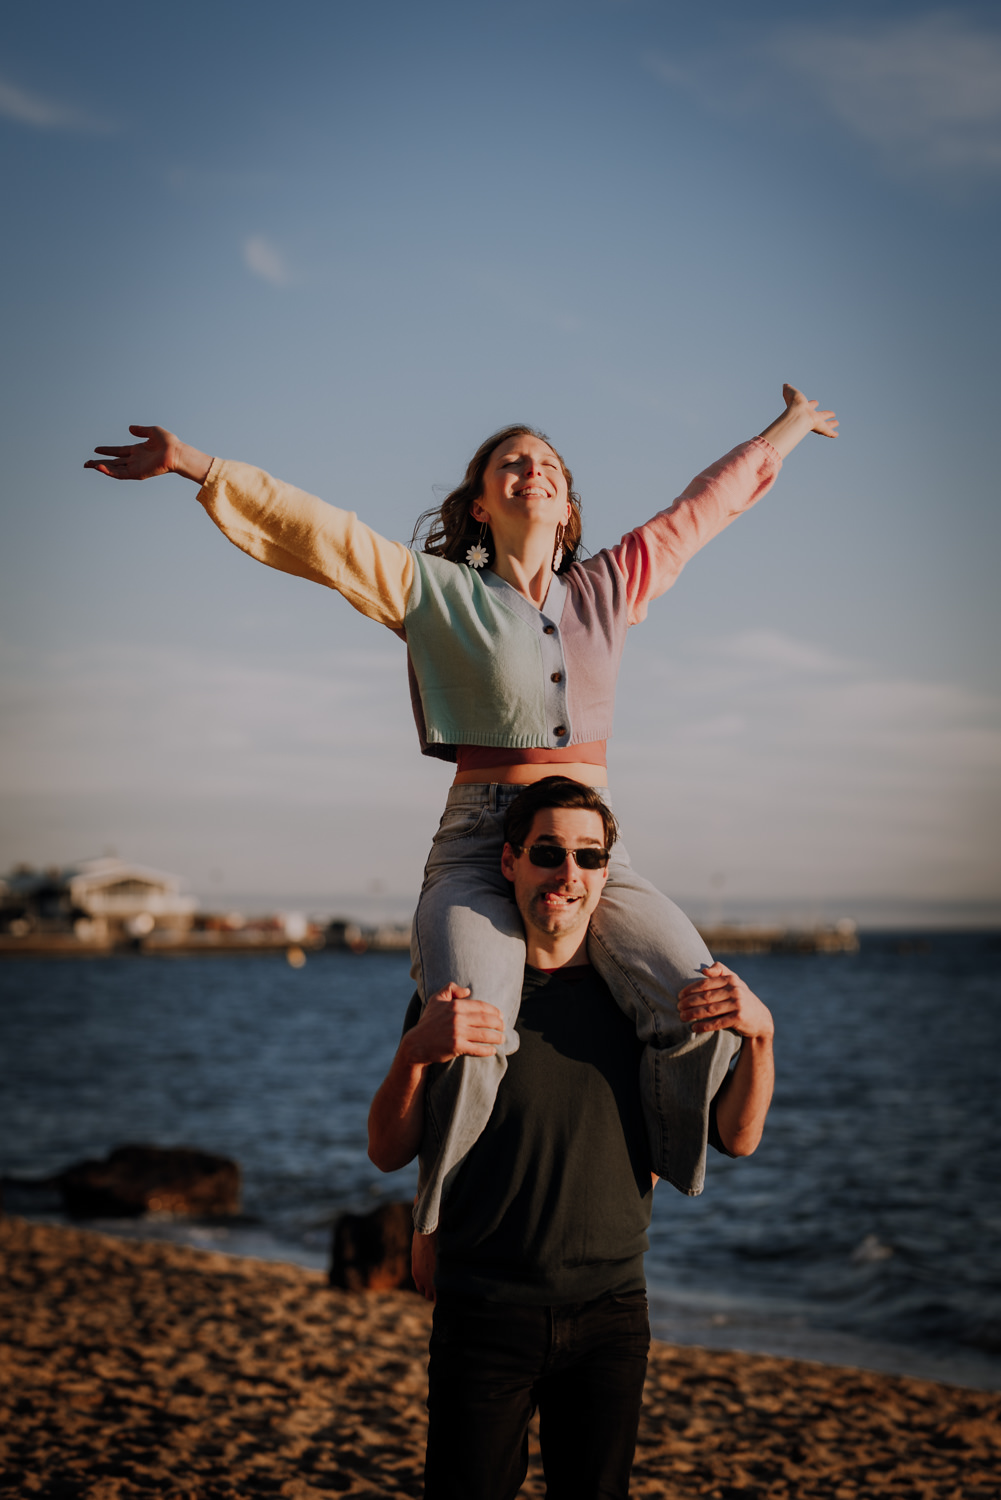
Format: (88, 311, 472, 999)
(406, 553, 561, 751)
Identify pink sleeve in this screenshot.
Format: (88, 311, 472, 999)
(609, 437, 782, 624)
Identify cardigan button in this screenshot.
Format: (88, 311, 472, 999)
(550, 672, 562, 683)
(553, 726, 566, 737)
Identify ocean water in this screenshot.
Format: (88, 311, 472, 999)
(2, 934, 999, 1390)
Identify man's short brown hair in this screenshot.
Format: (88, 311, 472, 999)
(503, 777, 618, 854)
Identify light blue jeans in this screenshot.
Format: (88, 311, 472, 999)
(410, 783, 739, 1233)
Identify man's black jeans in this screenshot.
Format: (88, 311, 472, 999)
(424, 1288, 651, 1500)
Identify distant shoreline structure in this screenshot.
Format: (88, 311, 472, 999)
(2, 857, 997, 958)
(0, 917, 884, 959)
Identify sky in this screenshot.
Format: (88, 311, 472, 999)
(1, 0, 999, 925)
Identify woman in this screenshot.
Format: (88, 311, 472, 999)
(86, 383, 836, 1229)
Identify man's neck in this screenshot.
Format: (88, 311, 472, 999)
(524, 928, 590, 971)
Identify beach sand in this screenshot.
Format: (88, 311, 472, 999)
(1, 1215, 998, 1498)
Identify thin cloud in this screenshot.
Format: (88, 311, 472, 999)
(646, 13, 1001, 181)
(770, 12, 1001, 174)
(0, 640, 408, 800)
(2, 632, 997, 910)
(0, 639, 443, 898)
(612, 628, 1001, 904)
(721, 628, 851, 676)
(243, 235, 290, 286)
(0, 76, 112, 133)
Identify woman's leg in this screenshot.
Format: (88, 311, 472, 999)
(410, 785, 528, 1233)
(409, 784, 736, 1220)
(411, 786, 526, 1037)
(587, 837, 739, 1194)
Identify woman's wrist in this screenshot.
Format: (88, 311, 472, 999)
(758, 405, 812, 459)
(172, 442, 214, 485)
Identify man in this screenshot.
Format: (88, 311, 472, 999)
(368, 778, 774, 1500)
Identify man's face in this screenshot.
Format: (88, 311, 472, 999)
(501, 806, 609, 945)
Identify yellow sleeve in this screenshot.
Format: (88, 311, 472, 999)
(197, 457, 414, 630)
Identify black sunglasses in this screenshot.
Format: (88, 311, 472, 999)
(513, 843, 610, 870)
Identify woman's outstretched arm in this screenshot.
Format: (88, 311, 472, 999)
(605, 381, 837, 626)
(759, 383, 838, 458)
(86, 425, 415, 627)
(85, 424, 213, 484)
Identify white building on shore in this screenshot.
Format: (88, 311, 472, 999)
(1, 858, 196, 939)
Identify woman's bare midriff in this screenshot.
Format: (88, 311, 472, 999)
(452, 762, 608, 787)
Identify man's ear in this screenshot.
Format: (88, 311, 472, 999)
(500, 842, 518, 882)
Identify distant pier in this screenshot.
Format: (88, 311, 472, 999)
(697, 920, 859, 955)
(0, 918, 859, 958)
(1, 857, 861, 958)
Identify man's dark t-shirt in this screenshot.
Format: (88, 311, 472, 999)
(409, 964, 655, 1305)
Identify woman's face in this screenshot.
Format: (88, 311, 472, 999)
(471, 433, 571, 538)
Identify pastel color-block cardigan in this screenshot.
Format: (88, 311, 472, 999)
(196, 437, 782, 750)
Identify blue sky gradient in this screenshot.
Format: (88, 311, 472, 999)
(2, 1, 999, 921)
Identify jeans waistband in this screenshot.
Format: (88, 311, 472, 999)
(444, 782, 614, 813)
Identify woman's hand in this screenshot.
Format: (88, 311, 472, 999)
(781, 382, 839, 439)
(677, 961, 774, 1040)
(759, 383, 839, 458)
(85, 425, 213, 484)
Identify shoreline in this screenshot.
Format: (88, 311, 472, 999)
(2, 1216, 999, 1498)
(12, 1208, 999, 1395)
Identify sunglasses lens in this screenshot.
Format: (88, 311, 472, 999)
(528, 846, 564, 868)
(525, 846, 609, 869)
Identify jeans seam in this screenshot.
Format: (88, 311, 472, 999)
(586, 925, 663, 1041)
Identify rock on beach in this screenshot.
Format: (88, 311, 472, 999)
(330, 1200, 417, 1292)
(58, 1143, 241, 1218)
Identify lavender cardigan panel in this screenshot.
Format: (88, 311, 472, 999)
(558, 551, 633, 747)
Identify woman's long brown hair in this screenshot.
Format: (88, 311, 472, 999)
(411, 425, 582, 572)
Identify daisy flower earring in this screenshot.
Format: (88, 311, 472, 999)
(466, 522, 490, 569)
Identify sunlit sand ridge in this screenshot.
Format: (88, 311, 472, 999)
(1, 1217, 998, 1498)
